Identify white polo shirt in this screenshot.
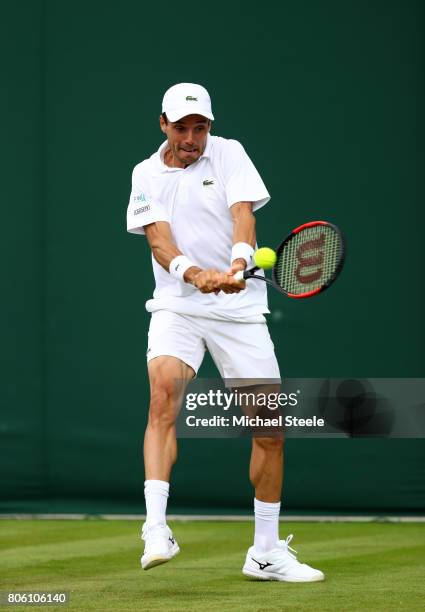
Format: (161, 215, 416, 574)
(127, 134, 271, 321)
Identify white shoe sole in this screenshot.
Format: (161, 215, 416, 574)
(242, 567, 325, 582)
(142, 544, 180, 571)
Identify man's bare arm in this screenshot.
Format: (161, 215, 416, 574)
(217, 202, 256, 294)
(144, 221, 202, 283)
(230, 201, 256, 250)
(144, 221, 239, 293)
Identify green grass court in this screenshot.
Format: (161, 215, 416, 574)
(1, 520, 424, 611)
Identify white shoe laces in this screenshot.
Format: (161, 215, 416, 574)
(276, 534, 298, 562)
(260, 534, 320, 578)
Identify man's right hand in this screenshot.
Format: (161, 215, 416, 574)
(186, 268, 246, 294)
(190, 269, 225, 294)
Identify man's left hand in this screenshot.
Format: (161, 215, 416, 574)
(221, 259, 247, 294)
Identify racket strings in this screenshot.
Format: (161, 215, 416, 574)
(276, 225, 342, 295)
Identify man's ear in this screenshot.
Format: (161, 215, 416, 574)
(159, 115, 167, 134)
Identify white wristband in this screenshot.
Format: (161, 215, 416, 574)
(231, 242, 254, 267)
(169, 255, 197, 282)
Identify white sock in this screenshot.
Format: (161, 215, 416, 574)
(144, 479, 169, 527)
(253, 497, 281, 553)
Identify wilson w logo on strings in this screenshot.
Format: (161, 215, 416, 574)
(295, 234, 325, 284)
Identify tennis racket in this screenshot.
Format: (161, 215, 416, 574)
(234, 221, 345, 298)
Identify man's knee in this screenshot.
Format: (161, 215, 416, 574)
(148, 376, 179, 429)
(147, 357, 193, 429)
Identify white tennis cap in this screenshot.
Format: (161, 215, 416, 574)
(162, 83, 214, 122)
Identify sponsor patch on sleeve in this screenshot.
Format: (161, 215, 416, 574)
(132, 192, 151, 215)
(134, 204, 151, 215)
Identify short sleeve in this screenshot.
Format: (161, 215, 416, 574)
(222, 140, 270, 212)
(126, 165, 170, 235)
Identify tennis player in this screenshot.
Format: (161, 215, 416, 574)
(127, 83, 324, 582)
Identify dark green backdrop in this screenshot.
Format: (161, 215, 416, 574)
(1, 0, 424, 514)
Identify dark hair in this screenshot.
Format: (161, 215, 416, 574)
(161, 112, 211, 127)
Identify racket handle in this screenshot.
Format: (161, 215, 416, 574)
(234, 266, 259, 282)
(234, 270, 245, 282)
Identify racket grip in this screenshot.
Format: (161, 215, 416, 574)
(234, 270, 245, 282)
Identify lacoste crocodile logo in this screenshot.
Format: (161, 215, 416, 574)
(203, 179, 214, 186)
(251, 557, 273, 571)
(186, 96, 198, 101)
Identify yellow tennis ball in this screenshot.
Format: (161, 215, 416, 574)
(254, 247, 277, 269)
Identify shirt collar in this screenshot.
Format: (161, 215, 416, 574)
(157, 133, 212, 172)
(201, 133, 212, 159)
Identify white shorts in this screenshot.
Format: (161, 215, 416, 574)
(147, 310, 281, 382)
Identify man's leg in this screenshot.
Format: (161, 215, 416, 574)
(141, 355, 194, 570)
(244, 394, 323, 581)
(144, 355, 194, 524)
(250, 436, 283, 502)
(240, 383, 284, 553)
(244, 431, 324, 581)
(203, 318, 324, 580)
(250, 435, 283, 552)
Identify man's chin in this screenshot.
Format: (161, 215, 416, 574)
(178, 151, 200, 165)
